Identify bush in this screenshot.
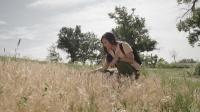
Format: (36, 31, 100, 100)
(156, 62, 191, 68)
(178, 59, 197, 63)
(141, 54, 158, 68)
(169, 63, 191, 68)
(193, 63, 200, 76)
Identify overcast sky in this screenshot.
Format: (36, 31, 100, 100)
(0, 0, 200, 62)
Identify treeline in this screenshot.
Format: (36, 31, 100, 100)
(47, 6, 157, 64)
(141, 54, 199, 68)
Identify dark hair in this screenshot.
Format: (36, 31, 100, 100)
(101, 32, 117, 63)
(101, 32, 117, 45)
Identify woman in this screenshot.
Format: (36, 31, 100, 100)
(95, 32, 141, 80)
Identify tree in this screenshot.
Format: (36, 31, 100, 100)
(47, 44, 62, 63)
(141, 54, 158, 68)
(57, 25, 101, 63)
(177, 0, 200, 47)
(57, 25, 82, 62)
(108, 6, 157, 53)
(76, 32, 102, 64)
(178, 58, 197, 63)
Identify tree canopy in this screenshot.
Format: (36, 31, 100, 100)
(47, 44, 62, 63)
(177, 0, 200, 47)
(57, 25, 101, 63)
(109, 6, 157, 52)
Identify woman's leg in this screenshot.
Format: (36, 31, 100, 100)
(131, 61, 141, 71)
(135, 70, 140, 80)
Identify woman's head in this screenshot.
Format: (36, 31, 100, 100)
(101, 32, 117, 50)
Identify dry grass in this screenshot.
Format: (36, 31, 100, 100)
(0, 60, 199, 112)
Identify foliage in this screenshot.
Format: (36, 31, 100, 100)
(177, 0, 195, 4)
(160, 76, 200, 112)
(177, 0, 200, 47)
(78, 32, 102, 64)
(57, 25, 101, 64)
(47, 44, 62, 63)
(178, 58, 197, 63)
(156, 58, 195, 68)
(193, 63, 200, 76)
(156, 62, 192, 68)
(141, 54, 158, 68)
(108, 6, 157, 53)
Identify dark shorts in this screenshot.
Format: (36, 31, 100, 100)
(115, 61, 137, 76)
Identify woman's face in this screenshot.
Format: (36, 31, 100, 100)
(101, 38, 112, 50)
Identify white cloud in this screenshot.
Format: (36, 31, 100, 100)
(28, 0, 69, 7)
(0, 26, 38, 40)
(45, 1, 115, 37)
(1, 0, 200, 62)
(28, 0, 104, 9)
(0, 20, 7, 25)
(0, 23, 59, 59)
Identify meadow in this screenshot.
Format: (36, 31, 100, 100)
(0, 58, 200, 112)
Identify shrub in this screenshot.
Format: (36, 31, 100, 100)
(193, 63, 200, 76)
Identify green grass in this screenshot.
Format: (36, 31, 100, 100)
(159, 77, 200, 112)
(145, 68, 193, 77)
(151, 68, 200, 112)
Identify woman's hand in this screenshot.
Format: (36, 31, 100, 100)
(109, 56, 119, 66)
(90, 67, 105, 73)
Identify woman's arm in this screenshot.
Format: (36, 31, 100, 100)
(91, 61, 109, 73)
(109, 56, 119, 67)
(120, 52, 134, 63)
(98, 63, 109, 72)
(93, 55, 119, 72)
(120, 52, 140, 70)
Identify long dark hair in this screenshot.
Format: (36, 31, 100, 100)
(101, 32, 117, 53)
(101, 32, 117, 45)
(101, 32, 117, 63)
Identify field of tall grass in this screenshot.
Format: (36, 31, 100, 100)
(0, 59, 200, 112)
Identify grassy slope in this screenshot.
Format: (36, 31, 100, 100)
(0, 60, 200, 112)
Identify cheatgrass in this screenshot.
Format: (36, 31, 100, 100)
(0, 59, 199, 112)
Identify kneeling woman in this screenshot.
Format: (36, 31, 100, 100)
(96, 32, 141, 80)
